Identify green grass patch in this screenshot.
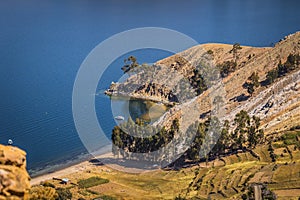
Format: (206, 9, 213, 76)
(78, 176, 109, 188)
(280, 131, 300, 146)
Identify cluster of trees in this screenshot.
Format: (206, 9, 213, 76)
(186, 110, 264, 161)
(112, 118, 179, 155)
(112, 110, 264, 164)
(266, 53, 300, 84)
(231, 110, 264, 149)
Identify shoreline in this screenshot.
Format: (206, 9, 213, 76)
(30, 145, 113, 186)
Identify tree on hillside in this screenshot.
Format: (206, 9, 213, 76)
(249, 72, 260, 87)
(265, 53, 299, 85)
(121, 56, 139, 74)
(244, 72, 260, 96)
(233, 110, 250, 148)
(229, 43, 242, 64)
(266, 68, 278, 84)
(285, 53, 300, 71)
(190, 68, 207, 95)
(214, 120, 230, 154)
(231, 110, 264, 149)
(247, 116, 264, 148)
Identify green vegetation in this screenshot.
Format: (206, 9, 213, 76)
(186, 110, 263, 161)
(112, 117, 179, 157)
(266, 53, 300, 84)
(268, 143, 276, 162)
(280, 131, 300, 147)
(121, 55, 139, 73)
(244, 72, 260, 96)
(112, 110, 263, 166)
(207, 49, 214, 55)
(78, 177, 109, 188)
(233, 110, 264, 149)
(55, 188, 72, 200)
(177, 129, 300, 199)
(229, 43, 242, 64)
(217, 60, 237, 78)
(266, 68, 279, 84)
(189, 68, 207, 95)
(37, 128, 300, 199)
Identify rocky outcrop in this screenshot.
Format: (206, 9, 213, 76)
(0, 144, 30, 200)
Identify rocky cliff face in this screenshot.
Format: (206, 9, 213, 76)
(0, 144, 30, 200)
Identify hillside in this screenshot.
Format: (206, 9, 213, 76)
(107, 31, 300, 134)
(99, 32, 300, 199)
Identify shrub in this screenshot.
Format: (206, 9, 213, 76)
(207, 50, 214, 55)
(266, 68, 278, 84)
(217, 61, 237, 78)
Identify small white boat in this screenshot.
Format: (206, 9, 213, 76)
(8, 139, 13, 145)
(114, 116, 125, 120)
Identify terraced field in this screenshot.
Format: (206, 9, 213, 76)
(173, 130, 300, 199)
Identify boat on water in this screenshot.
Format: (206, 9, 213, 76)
(114, 116, 125, 120)
(8, 139, 13, 145)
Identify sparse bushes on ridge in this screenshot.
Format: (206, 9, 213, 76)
(217, 60, 237, 78)
(230, 43, 242, 64)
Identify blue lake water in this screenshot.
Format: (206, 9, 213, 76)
(0, 0, 299, 174)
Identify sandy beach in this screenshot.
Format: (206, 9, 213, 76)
(30, 149, 152, 186)
(30, 151, 114, 186)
